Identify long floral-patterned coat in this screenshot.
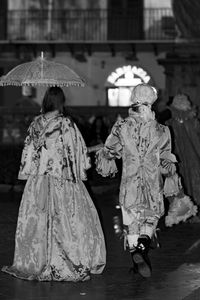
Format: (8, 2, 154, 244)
(96, 109, 177, 221)
(2, 113, 106, 282)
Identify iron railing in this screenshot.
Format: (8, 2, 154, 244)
(2, 8, 177, 41)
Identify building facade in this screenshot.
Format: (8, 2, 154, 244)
(0, 0, 200, 185)
(0, 0, 178, 108)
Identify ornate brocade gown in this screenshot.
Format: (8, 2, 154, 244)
(2, 113, 106, 281)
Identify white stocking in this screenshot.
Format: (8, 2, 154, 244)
(127, 234, 139, 248)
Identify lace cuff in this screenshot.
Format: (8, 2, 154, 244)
(163, 173, 182, 197)
(95, 149, 118, 177)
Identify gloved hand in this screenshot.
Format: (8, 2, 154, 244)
(160, 159, 176, 176)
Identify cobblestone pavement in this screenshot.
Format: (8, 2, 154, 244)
(0, 182, 200, 300)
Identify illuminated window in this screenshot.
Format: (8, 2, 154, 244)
(106, 65, 152, 106)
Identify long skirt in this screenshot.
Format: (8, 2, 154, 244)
(2, 175, 106, 281)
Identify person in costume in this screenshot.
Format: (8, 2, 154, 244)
(95, 83, 197, 278)
(2, 87, 106, 282)
(165, 93, 200, 221)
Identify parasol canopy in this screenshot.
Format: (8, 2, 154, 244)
(0, 52, 85, 87)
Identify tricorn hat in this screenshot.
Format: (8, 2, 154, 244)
(171, 94, 192, 111)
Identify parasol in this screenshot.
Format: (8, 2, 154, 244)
(0, 52, 85, 87)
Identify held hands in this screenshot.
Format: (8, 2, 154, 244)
(87, 143, 104, 153)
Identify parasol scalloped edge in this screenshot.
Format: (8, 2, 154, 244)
(0, 81, 85, 87)
(0, 55, 86, 88)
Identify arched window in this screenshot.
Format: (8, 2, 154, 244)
(106, 65, 152, 106)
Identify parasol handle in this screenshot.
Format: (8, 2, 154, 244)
(41, 52, 44, 79)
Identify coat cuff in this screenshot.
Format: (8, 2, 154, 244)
(163, 173, 182, 197)
(18, 173, 28, 180)
(95, 149, 118, 177)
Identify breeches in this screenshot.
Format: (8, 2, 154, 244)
(121, 206, 159, 238)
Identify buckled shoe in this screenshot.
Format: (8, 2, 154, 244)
(131, 235, 152, 278)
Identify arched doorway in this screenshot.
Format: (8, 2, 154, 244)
(106, 65, 153, 106)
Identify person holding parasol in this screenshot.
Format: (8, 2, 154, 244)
(1, 54, 106, 281)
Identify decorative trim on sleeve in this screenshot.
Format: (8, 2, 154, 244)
(95, 148, 118, 177)
(163, 173, 182, 197)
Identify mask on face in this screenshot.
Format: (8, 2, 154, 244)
(132, 103, 154, 121)
(139, 104, 153, 121)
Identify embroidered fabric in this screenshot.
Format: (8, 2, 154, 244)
(95, 148, 118, 177)
(2, 114, 106, 281)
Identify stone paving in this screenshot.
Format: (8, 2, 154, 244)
(0, 181, 200, 300)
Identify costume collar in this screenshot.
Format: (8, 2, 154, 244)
(128, 107, 155, 123)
